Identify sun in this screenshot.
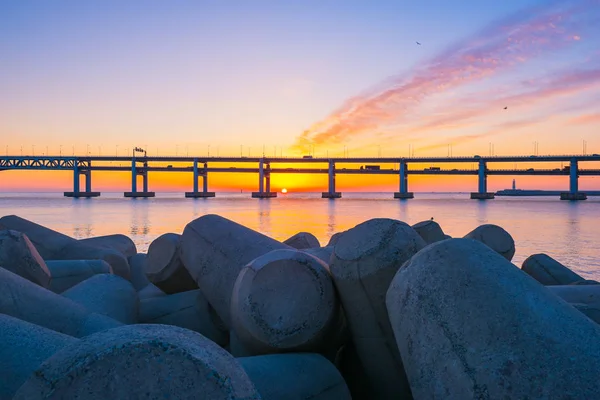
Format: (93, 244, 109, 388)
(281, 188, 288, 194)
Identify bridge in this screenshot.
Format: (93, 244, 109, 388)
(1, 154, 599, 200)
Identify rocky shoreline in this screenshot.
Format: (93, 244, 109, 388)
(1, 214, 599, 399)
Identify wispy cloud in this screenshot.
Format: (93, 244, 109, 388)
(293, 0, 600, 153)
(568, 113, 600, 125)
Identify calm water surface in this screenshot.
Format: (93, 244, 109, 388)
(1, 192, 599, 279)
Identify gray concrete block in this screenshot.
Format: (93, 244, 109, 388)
(0, 267, 122, 337)
(326, 231, 344, 247)
(138, 282, 167, 299)
(302, 246, 334, 265)
(411, 219, 446, 244)
(0, 314, 78, 400)
(522, 253, 584, 285)
(231, 249, 340, 355)
(139, 289, 228, 346)
(239, 353, 351, 400)
(127, 253, 151, 291)
(548, 285, 600, 324)
(329, 218, 425, 399)
(147, 233, 197, 293)
(13, 324, 260, 400)
(283, 232, 320, 249)
(386, 238, 600, 399)
(464, 223, 515, 261)
(0, 215, 130, 280)
(45, 259, 112, 293)
(79, 234, 137, 258)
(180, 214, 291, 328)
(0, 229, 51, 288)
(62, 274, 138, 324)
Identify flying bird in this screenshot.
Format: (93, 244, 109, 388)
(504, 106, 508, 110)
(416, 41, 422, 45)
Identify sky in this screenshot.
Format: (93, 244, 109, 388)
(1, 0, 600, 192)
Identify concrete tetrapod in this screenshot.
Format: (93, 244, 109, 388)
(239, 353, 351, 400)
(327, 231, 344, 247)
(548, 285, 600, 324)
(127, 253, 151, 291)
(328, 218, 426, 399)
(180, 214, 291, 328)
(386, 238, 600, 399)
(147, 233, 197, 293)
(0, 267, 122, 337)
(0, 229, 51, 288)
(45, 259, 112, 293)
(139, 289, 228, 346)
(14, 324, 261, 400)
(463, 223, 515, 261)
(79, 234, 137, 258)
(0, 215, 130, 279)
(302, 246, 334, 265)
(0, 314, 78, 400)
(283, 232, 320, 249)
(62, 274, 139, 324)
(231, 249, 340, 355)
(522, 253, 585, 285)
(411, 220, 446, 244)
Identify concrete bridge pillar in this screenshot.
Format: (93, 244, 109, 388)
(125, 157, 155, 198)
(64, 159, 100, 198)
(471, 159, 495, 199)
(203, 163, 209, 193)
(186, 160, 215, 198)
(252, 159, 276, 198)
(73, 162, 80, 193)
(394, 160, 413, 199)
(84, 170, 91, 193)
(561, 158, 587, 200)
(322, 160, 341, 198)
(131, 158, 137, 193)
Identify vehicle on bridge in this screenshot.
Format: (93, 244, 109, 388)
(362, 165, 381, 171)
(425, 167, 441, 171)
(303, 155, 313, 159)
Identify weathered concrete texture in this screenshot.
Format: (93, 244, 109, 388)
(548, 285, 600, 324)
(463, 223, 515, 261)
(139, 289, 228, 346)
(180, 214, 291, 328)
(127, 253, 151, 291)
(62, 274, 138, 324)
(239, 353, 351, 400)
(0, 267, 122, 337)
(0, 215, 130, 280)
(283, 232, 320, 249)
(327, 231, 344, 247)
(138, 282, 166, 299)
(386, 238, 600, 399)
(0, 229, 51, 288)
(329, 218, 426, 399)
(231, 249, 339, 355)
(79, 234, 137, 258)
(411, 220, 446, 244)
(147, 233, 197, 293)
(302, 246, 334, 265)
(0, 314, 77, 400)
(45, 259, 112, 293)
(522, 253, 584, 285)
(14, 324, 260, 400)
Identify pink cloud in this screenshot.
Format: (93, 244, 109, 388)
(292, 0, 600, 153)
